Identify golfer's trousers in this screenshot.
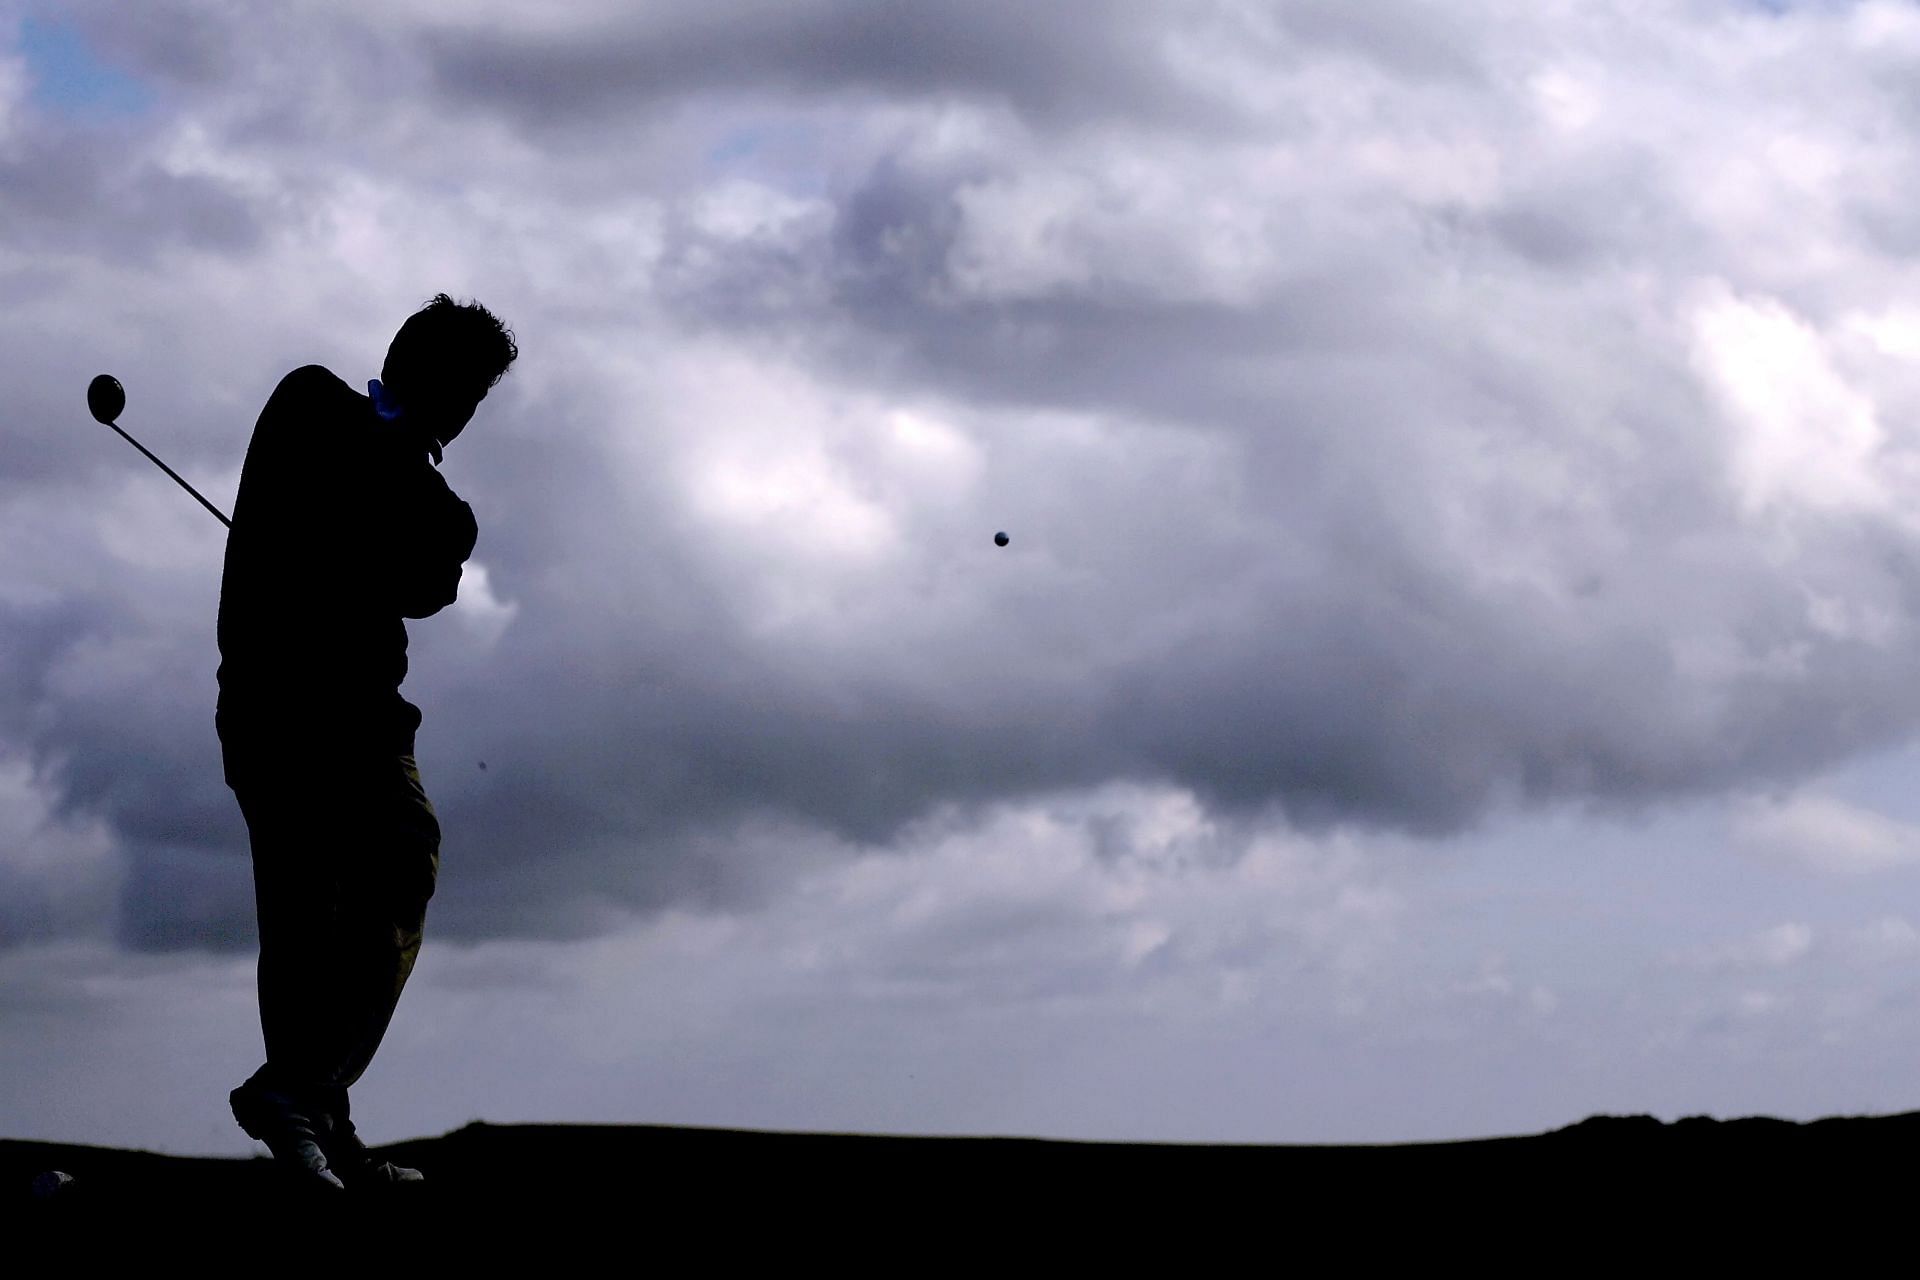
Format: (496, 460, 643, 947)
(229, 752, 440, 1097)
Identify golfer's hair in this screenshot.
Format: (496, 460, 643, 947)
(382, 293, 519, 398)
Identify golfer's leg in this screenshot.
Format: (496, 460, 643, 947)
(332, 754, 441, 1091)
(237, 778, 346, 1100)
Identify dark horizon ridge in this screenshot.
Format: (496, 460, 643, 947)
(10, 1108, 1920, 1205)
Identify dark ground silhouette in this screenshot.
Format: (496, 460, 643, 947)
(5, 1110, 1912, 1251)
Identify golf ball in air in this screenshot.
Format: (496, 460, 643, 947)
(994, 531, 1009, 546)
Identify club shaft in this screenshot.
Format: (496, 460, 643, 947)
(106, 420, 232, 528)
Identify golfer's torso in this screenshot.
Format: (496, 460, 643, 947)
(214, 365, 424, 760)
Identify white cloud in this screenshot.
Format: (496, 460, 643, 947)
(1689, 285, 1887, 518)
(1754, 922, 1816, 968)
(1732, 792, 1920, 875)
(1843, 915, 1920, 965)
(686, 178, 829, 244)
(1848, 0, 1920, 55)
(1842, 304, 1920, 361)
(449, 560, 518, 649)
(1528, 66, 1600, 133)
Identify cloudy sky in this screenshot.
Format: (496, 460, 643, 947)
(12, 0, 1920, 1157)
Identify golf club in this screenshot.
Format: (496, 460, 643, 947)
(87, 374, 232, 528)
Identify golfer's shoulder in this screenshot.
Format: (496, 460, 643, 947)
(257, 366, 358, 447)
(271, 364, 353, 403)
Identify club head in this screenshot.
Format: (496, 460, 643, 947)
(87, 374, 125, 426)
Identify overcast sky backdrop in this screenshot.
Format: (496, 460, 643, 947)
(13, 0, 1920, 1156)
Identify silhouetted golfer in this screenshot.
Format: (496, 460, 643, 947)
(216, 294, 517, 1190)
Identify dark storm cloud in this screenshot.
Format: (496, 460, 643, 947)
(14, 586, 243, 952)
(420, 0, 1251, 133)
(667, 141, 1422, 415)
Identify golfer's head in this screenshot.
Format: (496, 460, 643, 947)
(381, 294, 518, 448)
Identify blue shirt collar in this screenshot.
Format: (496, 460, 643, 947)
(369, 379, 442, 464)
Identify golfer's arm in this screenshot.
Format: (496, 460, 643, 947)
(387, 471, 477, 619)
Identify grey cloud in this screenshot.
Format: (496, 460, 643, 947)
(50, 0, 235, 89)
(0, 850, 115, 951)
(1271, 0, 1486, 83)
(115, 844, 249, 951)
(0, 127, 265, 263)
(421, 0, 1243, 133)
(0, 599, 109, 714)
